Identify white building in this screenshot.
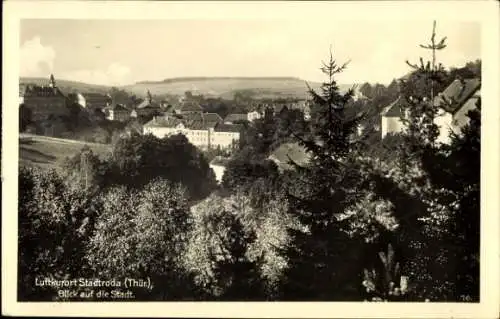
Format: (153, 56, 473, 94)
(247, 110, 262, 122)
(381, 96, 405, 138)
(380, 78, 480, 144)
(143, 112, 241, 150)
(433, 78, 481, 144)
(75, 92, 112, 110)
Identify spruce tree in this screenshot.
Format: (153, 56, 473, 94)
(282, 50, 366, 300)
(399, 20, 449, 156)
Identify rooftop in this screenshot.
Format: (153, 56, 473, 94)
(268, 142, 311, 170)
(104, 103, 129, 111)
(433, 78, 481, 113)
(22, 85, 66, 98)
(214, 123, 242, 133)
(181, 100, 203, 113)
(136, 98, 160, 109)
(381, 96, 403, 117)
(224, 113, 248, 122)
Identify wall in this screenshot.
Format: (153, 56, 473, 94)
(211, 131, 240, 149)
(452, 96, 479, 135)
(434, 111, 453, 144)
(209, 164, 226, 183)
(381, 116, 404, 138)
(24, 96, 68, 121)
(145, 126, 240, 150)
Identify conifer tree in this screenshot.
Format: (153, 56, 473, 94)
(400, 20, 449, 155)
(282, 49, 367, 300)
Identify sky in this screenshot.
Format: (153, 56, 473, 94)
(20, 19, 481, 86)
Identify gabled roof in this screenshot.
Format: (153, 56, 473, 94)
(144, 112, 220, 130)
(433, 78, 481, 113)
(224, 113, 247, 122)
(144, 116, 183, 128)
(268, 142, 311, 170)
(180, 100, 203, 113)
(80, 92, 111, 104)
(381, 96, 403, 117)
(105, 103, 129, 112)
(22, 85, 66, 98)
(214, 123, 242, 133)
(136, 98, 160, 109)
(204, 112, 223, 123)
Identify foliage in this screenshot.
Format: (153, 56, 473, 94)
(61, 145, 107, 191)
(19, 104, 33, 132)
(362, 244, 411, 301)
(182, 194, 262, 299)
(282, 50, 368, 300)
(86, 179, 194, 299)
(106, 132, 217, 199)
(18, 167, 101, 300)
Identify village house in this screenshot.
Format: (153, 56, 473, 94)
(103, 103, 130, 122)
(143, 111, 241, 151)
(20, 74, 70, 121)
(132, 90, 162, 118)
(380, 96, 405, 138)
(75, 92, 112, 111)
(380, 78, 481, 144)
(433, 78, 481, 143)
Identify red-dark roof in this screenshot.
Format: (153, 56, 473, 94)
(433, 78, 481, 113)
(381, 96, 403, 117)
(224, 113, 247, 122)
(204, 112, 223, 123)
(180, 101, 203, 113)
(23, 85, 66, 98)
(214, 123, 242, 133)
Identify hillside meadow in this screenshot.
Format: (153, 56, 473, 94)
(19, 134, 112, 169)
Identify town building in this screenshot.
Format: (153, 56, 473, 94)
(380, 78, 481, 144)
(133, 90, 162, 118)
(103, 104, 130, 121)
(380, 96, 405, 138)
(75, 92, 112, 111)
(143, 111, 241, 150)
(433, 78, 481, 143)
(20, 74, 69, 121)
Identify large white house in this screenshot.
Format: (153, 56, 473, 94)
(381, 78, 481, 144)
(143, 112, 242, 150)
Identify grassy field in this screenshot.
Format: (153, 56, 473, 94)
(124, 77, 326, 99)
(19, 134, 112, 169)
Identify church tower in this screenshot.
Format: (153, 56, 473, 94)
(49, 74, 56, 88)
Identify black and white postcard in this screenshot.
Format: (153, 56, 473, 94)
(2, 1, 499, 318)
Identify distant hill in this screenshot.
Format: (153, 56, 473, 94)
(125, 77, 329, 99)
(20, 76, 355, 100)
